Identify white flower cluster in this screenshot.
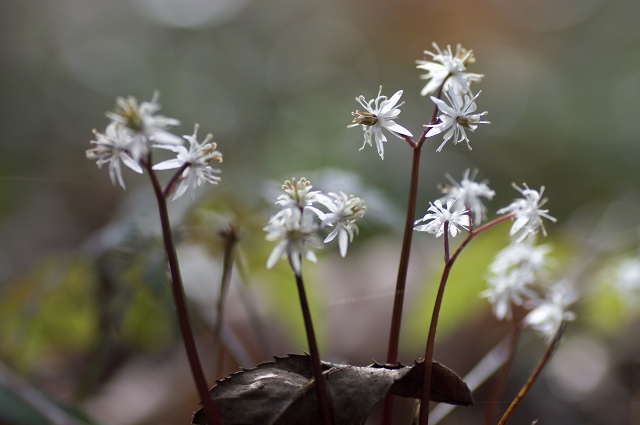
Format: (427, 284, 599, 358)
(86, 92, 222, 199)
(419, 44, 489, 152)
(264, 178, 366, 275)
(481, 194, 575, 339)
(484, 242, 577, 340)
(411, 170, 571, 338)
(523, 282, 577, 341)
(414, 173, 557, 242)
(349, 43, 489, 160)
(481, 239, 553, 320)
(414, 169, 494, 237)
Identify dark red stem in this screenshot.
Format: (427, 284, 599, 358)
(497, 322, 567, 425)
(291, 261, 334, 425)
(214, 225, 238, 378)
(380, 81, 446, 425)
(145, 160, 220, 425)
(418, 212, 517, 425)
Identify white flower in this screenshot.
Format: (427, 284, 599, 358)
(106, 92, 182, 161)
(317, 192, 366, 257)
(481, 240, 553, 320)
(488, 241, 553, 279)
(524, 282, 577, 340)
(153, 124, 223, 200)
(426, 89, 489, 152)
(611, 257, 640, 309)
(264, 208, 323, 275)
(414, 199, 470, 237)
(348, 86, 413, 160)
(481, 273, 539, 321)
(497, 184, 557, 242)
(440, 169, 495, 225)
(274, 178, 323, 218)
(86, 122, 144, 189)
(416, 43, 484, 96)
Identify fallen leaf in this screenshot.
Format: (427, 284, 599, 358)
(193, 354, 472, 425)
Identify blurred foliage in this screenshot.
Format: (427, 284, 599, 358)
(0, 257, 98, 370)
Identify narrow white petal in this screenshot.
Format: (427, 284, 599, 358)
(266, 242, 286, 269)
(386, 123, 413, 138)
(153, 158, 184, 170)
(338, 228, 349, 257)
(121, 154, 144, 174)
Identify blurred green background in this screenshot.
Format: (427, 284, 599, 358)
(2, 0, 640, 424)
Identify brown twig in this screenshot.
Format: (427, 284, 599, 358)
(497, 321, 567, 425)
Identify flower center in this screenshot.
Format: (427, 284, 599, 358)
(456, 115, 477, 128)
(351, 111, 378, 127)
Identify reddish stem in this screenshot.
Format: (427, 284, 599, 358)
(497, 322, 567, 425)
(380, 81, 446, 425)
(214, 225, 238, 379)
(291, 261, 334, 425)
(145, 160, 220, 425)
(418, 212, 517, 425)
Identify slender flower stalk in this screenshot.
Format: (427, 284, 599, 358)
(497, 322, 568, 425)
(144, 160, 220, 425)
(379, 144, 423, 425)
(387, 104, 485, 376)
(291, 263, 334, 425)
(264, 178, 367, 425)
(380, 82, 448, 425)
(87, 94, 223, 424)
(417, 212, 516, 425)
(214, 225, 238, 379)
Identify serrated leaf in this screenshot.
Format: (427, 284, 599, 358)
(193, 354, 472, 425)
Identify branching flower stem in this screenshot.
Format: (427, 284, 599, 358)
(381, 82, 446, 425)
(497, 321, 567, 425)
(144, 158, 220, 425)
(418, 212, 515, 425)
(290, 257, 334, 425)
